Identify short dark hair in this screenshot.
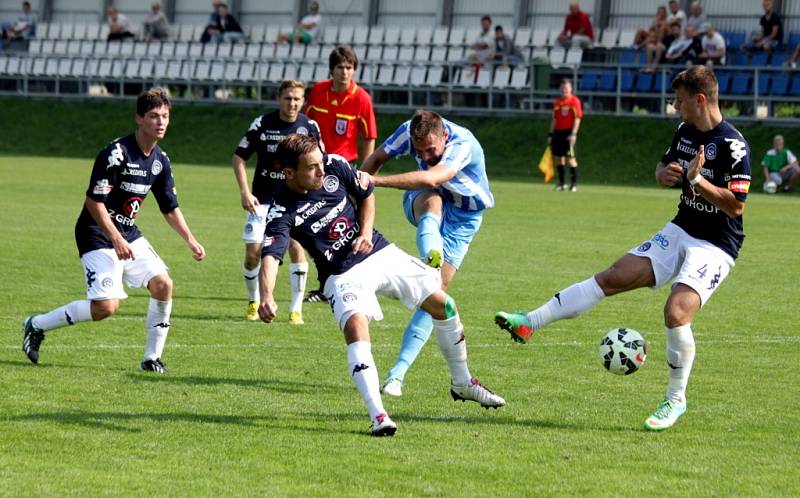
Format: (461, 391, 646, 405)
(481, 15, 492, 23)
(671, 65, 719, 104)
(409, 110, 445, 142)
(22, 1, 31, 8)
(276, 134, 320, 170)
(560, 78, 573, 86)
(495, 25, 504, 33)
(329, 46, 358, 72)
(136, 87, 171, 116)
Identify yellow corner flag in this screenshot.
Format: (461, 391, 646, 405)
(538, 146, 554, 183)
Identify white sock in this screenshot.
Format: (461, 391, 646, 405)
(289, 262, 308, 313)
(527, 277, 605, 330)
(347, 341, 385, 420)
(433, 314, 472, 386)
(665, 324, 695, 405)
(33, 300, 93, 332)
(144, 298, 172, 361)
(243, 264, 260, 302)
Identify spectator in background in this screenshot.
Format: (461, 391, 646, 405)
(2, 1, 36, 47)
(697, 23, 726, 66)
(557, 2, 594, 49)
(664, 25, 702, 66)
(762, 135, 800, 193)
(644, 17, 677, 70)
(634, 6, 668, 49)
(466, 15, 494, 65)
(686, 1, 707, 34)
(143, 2, 169, 42)
(667, 0, 687, 30)
(106, 6, 135, 41)
(201, 2, 243, 43)
(278, 1, 321, 45)
(491, 25, 523, 66)
(743, 0, 782, 53)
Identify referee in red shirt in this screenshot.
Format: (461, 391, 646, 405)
(549, 78, 583, 192)
(305, 46, 377, 165)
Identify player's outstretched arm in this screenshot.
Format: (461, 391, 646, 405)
(232, 154, 258, 214)
(258, 255, 280, 322)
(84, 197, 134, 261)
(163, 208, 206, 261)
(371, 163, 456, 190)
(359, 148, 390, 175)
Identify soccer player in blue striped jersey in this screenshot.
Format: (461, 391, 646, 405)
(360, 110, 494, 397)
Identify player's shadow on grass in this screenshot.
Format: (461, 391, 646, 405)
(0, 358, 85, 369)
(4, 411, 349, 434)
(127, 373, 339, 395)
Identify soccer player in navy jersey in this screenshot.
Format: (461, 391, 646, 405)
(496, 65, 751, 431)
(22, 88, 206, 373)
(232, 80, 321, 324)
(360, 110, 493, 398)
(257, 134, 505, 436)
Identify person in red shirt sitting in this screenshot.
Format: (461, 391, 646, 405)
(557, 2, 594, 49)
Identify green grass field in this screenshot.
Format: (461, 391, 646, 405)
(1, 156, 798, 497)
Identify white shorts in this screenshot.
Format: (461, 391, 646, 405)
(80, 237, 169, 301)
(242, 203, 270, 244)
(628, 222, 735, 306)
(323, 244, 442, 330)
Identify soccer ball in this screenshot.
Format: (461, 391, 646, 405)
(763, 181, 777, 194)
(599, 328, 647, 375)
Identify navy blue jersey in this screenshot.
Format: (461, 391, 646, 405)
(661, 120, 751, 259)
(234, 111, 321, 204)
(75, 134, 179, 256)
(262, 154, 390, 286)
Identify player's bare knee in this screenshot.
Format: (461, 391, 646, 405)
(147, 274, 173, 300)
(90, 299, 118, 320)
(420, 291, 451, 320)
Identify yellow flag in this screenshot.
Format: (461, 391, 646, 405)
(538, 146, 554, 183)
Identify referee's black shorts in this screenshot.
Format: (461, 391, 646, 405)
(551, 129, 575, 157)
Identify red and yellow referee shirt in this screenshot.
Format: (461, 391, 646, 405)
(305, 80, 377, 163)
(552, 94, 583, 132)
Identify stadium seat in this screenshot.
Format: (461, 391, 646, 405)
(549, 46, 565, 66)
(267, 61, 284, 82)
(432, 27, 449, 46)
(43, 57, 58, 76)
(0, 56, 7, 74)
(770, 51, 789, 67)
(790, 74, 800, 95)
(153, 59, 167, 79)
(723, 31, 746, 51)
(275, 43, 290, 59)
(28, 39, 41, 55)
(565, 48, 583, 66)
(635, 71, 653, 92)
(446, 46, 464, 63)
(456, 66, 476, 86)
(771, 74, 789, 95)
(416, 26, 433, 46)
(263, 43, 278, 58)
(146, 41, 162, 57)
(139, 59, 154, 79)
(578, 70, 599, 91)
(449, 26, 466, 47)
(394, 64, 411, 85)
(283, 63, 298, 81)
(596, 69, 616, 91)
(289, 43, 305, 59)
(231, 43, 245, 58)
(338, 25, 355, 44)
(757, 73, 771, 94)
(353, 26, 368, 45)
(87, 24, 101, 40)
(384, 26, 400, 45)
(731, 50, 748, 66)
(618, 29, 636, 48)
(410, 65, 426, 86)
(751, 52, 769, 66)
(57, 58, 71, 77)
(430, 46, 446, 62)
(360, 64, 375, 84)
(249, 25, 265, 43)
(730, 73, 752, 94)
(399, 26, 415, 46)
(322, 26, 337, 44)
(368, 25, 384, 45)
(618, 49, 641, 65)
(426, 65, 444, 86)
(599, 28, 619, 49)
(788, 32, 800, 49)
(239, 61, 255, 81)
(375, 64, 394, 85)
(514, 27, 531, 48)
(531, 28, 548, 48)
(383, 45, 399, 62)
(208, 60, 224, 80)
(245, 43, 261, 59)
(306, 44, 322, 61)
(161, 41, 176, 57)
(509, 67, 528, 89)
(365, 44, 382, 61)
(398, 45, 414, 62)
(298, 62, 314, 82)
(312, 63, 328, 81)
(134, 42, 149, 57)
(621, 69, 635, 91)
(493, 66, 511, 89)
(715, 70, 731, 93)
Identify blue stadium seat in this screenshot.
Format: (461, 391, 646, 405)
(723, 31, 746, 51)
(618, 49, 641, 65)
(635, 71, 653, 92)
(715, 70, 731, 94)
(620, 69, 635, 91)
(770, 51, 789, 66)
(597, 70, 616, 91)
(731, 50, 749, 66)
(730, 73, 752, 95)
(578, 70, 599, 91)
(787, 32, 800, 49)
(791, 74, 800, 95)
(757, 73, 771, 94)
(751, 52, 769, 66)
(771, 74, 789, 95)
(652, 70, 670, 93)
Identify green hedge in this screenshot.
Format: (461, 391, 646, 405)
(1, 97, 796, 185)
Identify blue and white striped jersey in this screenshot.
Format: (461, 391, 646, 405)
(382, 119, 494, 211)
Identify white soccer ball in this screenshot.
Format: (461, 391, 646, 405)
(599, 328, 647, 375)
(763, 181, 777, 194)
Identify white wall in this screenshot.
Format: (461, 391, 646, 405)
(452, 0, 514, 28)
(376, 0, 438, 27)
(51, 0, 101, 23)
(239, 0, 294, 27)
(528, 0, 597, 30)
